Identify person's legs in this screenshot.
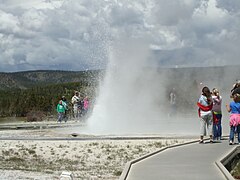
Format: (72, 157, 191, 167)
(213, 124, 217, 140)
(58, 112, 63, 123)
(206, 114, 213, 142)
(64, 111, 68, 122)
(200, 117, 206, 143)
(237, 125, 240, 143)
(229, 126, 235, 144)
(217, 114, 222, 139)
(73, 105, 78, 119)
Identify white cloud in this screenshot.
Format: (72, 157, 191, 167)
(0, 10, 20, 34)
(0, 0, 240, 71)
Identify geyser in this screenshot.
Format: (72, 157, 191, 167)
(86, 39, 199, 136)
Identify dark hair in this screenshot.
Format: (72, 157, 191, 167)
(231, 83, 240, 92)
(202, 86, 210, 93)
(202, 86, 211, 98)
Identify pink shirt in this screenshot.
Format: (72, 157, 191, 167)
(212, 95, 222, 112)
(84, 99, 89, 110)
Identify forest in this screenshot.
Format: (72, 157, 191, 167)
(0, 70, 103, 120)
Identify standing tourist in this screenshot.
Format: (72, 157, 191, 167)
(169, 88, 177, 117)
(226, 93, 240, 145)
(211, 88, 222, 141)
(57, 100, 65, 123)
(71, 91, 80, 119)
(197, 86, 213, 143)
(61, 96, 68, 122)
(83, 96, 89, 116)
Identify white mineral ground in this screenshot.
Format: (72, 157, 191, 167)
(0, 120, 198, 180)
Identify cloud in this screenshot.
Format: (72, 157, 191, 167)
(0, 0, 240, 72)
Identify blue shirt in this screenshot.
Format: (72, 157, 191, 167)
(198, 95, 209, 106)
(230, 101, 240, 114)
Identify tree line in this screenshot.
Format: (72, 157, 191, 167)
(0, 81, 97, 118)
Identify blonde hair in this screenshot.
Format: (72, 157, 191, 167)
(212, 88, 219, 94)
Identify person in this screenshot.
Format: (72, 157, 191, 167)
(226, 93, 240, 145)
(83, 96, 89, 116)
(71, 91, 80, 119)
(78, 94, 84, 117)
(57, 100, 65, 123)
(169, 88, 176, 117)
(61, 96, 68, 122)
(211, 88, 222, 140)
(197, 86, 213, 143)
(231, 81, 240, 97)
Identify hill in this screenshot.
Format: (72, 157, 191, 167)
(0, 70, 104, 90)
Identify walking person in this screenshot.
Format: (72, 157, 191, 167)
(57, 100, 65, 123)
(212, 88, 222, 141)
(226, 93, 240, 145)
(197, 86, 214, 143)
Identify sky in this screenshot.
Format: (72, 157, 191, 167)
(1, 0, 240, 72)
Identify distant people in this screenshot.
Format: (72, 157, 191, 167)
(71, 91, 80, 119)
(61, 96, 68, 122)
(83, 96, 89, 116)
(226, 93, 240, 145)
(169, 88, 176, 117)
(211, 88, 222, 141)
(197, 86, 213, 143)
(78, 94, 84, 117)
(57, 100, 65, 123)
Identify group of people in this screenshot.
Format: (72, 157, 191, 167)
(197, 82, 240, 145)
(56, 91, 89, 123)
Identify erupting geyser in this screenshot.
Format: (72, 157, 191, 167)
(86, 38, 199, 136)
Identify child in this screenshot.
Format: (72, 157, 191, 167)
(212, 88, 222, 140)
(83, 96, 89, 116)
(197, 86, 213, 143)
(57, 100, 65, 123)
(226, 93, 240, 145)
(231, 81, 240, 97)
